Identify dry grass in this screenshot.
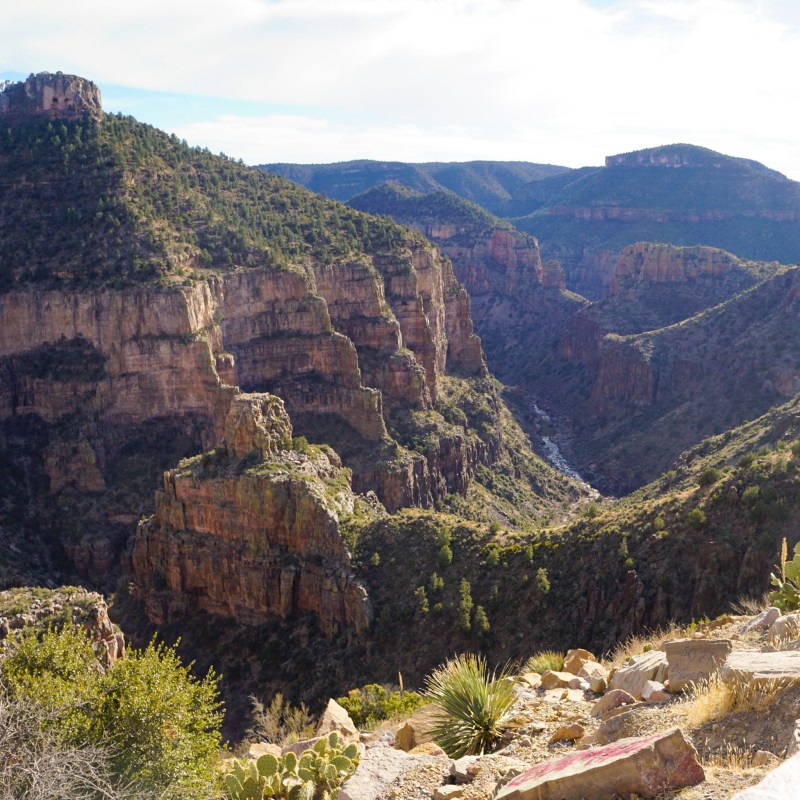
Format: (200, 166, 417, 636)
(682, 675, 788, 728)
(603, 623, 682, 671)
(730, 592, 771, 616)
(702, 744, 754, 772)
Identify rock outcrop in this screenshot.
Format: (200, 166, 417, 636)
(131, 393, 372, 636)
(0, 586, 124, 666)
(0, 72, 102, 117)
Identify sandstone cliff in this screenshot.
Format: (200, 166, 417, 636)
(131, 393, 373, 636)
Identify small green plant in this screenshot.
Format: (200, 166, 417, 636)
(414, 586, 429, 616)
(534, 567, 550, 595)
(697, 467, 722, 487)
(223, 731, 359, 800)
(457, 579, 473, 633)
(770, 537, 800, 613)
(335, 684, 424, 729)
(423, 654, 515, 758)
(473, 605, 490, 639)
(686, 508, 707, 530)
(437, 543, 453, 568)
(428, 572, 444, 593)
(522, 650, 564, 674)
(653, 515, 666, 532)
(742, 485, 760, 505)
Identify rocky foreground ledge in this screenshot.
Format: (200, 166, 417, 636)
(249, 608, 800, 800)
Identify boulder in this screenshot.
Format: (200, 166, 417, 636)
(750, 750, 780, 768)
(393, 704, 439, 752)
(769, 612, 800, 643)
(518, 672, 542, 690)
(787, 719, 800, 757)
(588, 675, 608, 694)
(315, 698, 359, 742)
(434, 787, 465, 800)
(495, 727, 704, 800)
(339, 745, 444, 800)
(282, 735, 325, 756)
(410, 742, 447, 757)
(541, 670, 576, 690)
(642, 681, 670, 703)
(548, 724, 586, 744)
(722, 650, 800, 684)
(663, 638, 732, 691)
(247, 742, 282, 759)
(730, 751, 800, 799)
(563, 648, 597, 675)
(608, 651, 668, 699)
(577, 660, 609, 682)
(591, 709, 639, 746)
(591, 689, 635, 718)
(451, 755, 481, 784)
(741, 607, 781, 634)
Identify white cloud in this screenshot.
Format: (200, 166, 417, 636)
(3, 0, 800, 176)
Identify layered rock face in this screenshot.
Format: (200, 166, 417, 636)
(413, 224, 546, 298)
(0, 72, 102, 117)
(131, 393, 372, 636)
(0, 234, 492, 518)
(610, 242, 745, 293)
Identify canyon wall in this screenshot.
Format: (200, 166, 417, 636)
(131, 393, 372, 636)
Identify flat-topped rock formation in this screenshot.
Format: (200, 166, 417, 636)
(0, 72, 102, 117)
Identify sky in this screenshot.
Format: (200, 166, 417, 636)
(3, 0, 800, 178)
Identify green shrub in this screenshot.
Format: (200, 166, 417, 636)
(473, 606, 490, 639)
(423, 654, 515, 757)
(414, 586, 430, 616)
(738, 452, 756, 469)
(335, 684, 424, 730)
(742, 485, 760, 505)
(686, 508, 707, 530)
(457, 580, 473, 633)
(437, 544, 453, 568)
(652, 515, 666, 532)
(697, 467, 722, 487)
(428, 572, 444, 593)
(535, 567, 550, 595)
(522, 650, 564, 674)
(2, 628, 223, 799)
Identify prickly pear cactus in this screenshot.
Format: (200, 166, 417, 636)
(222, 732, 360, 800)
(770, 539, 800, 613)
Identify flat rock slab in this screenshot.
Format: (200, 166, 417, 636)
(340, 745, 442, 800)
(722, 650, 800, 683)
(494, 727, 704, 800)
(608, 651, 668, 699)
(663, 638, 732, 691)
(730, 751, 800, 799)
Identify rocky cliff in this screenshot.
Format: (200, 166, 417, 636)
(131, 393, 373, 636)
(0, 72, 102, 117)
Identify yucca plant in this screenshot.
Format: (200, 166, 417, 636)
(423, 654, 515, 758)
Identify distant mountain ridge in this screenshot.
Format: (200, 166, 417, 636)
(261, 144, 800, 299)
(260, 159, 570, 216)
